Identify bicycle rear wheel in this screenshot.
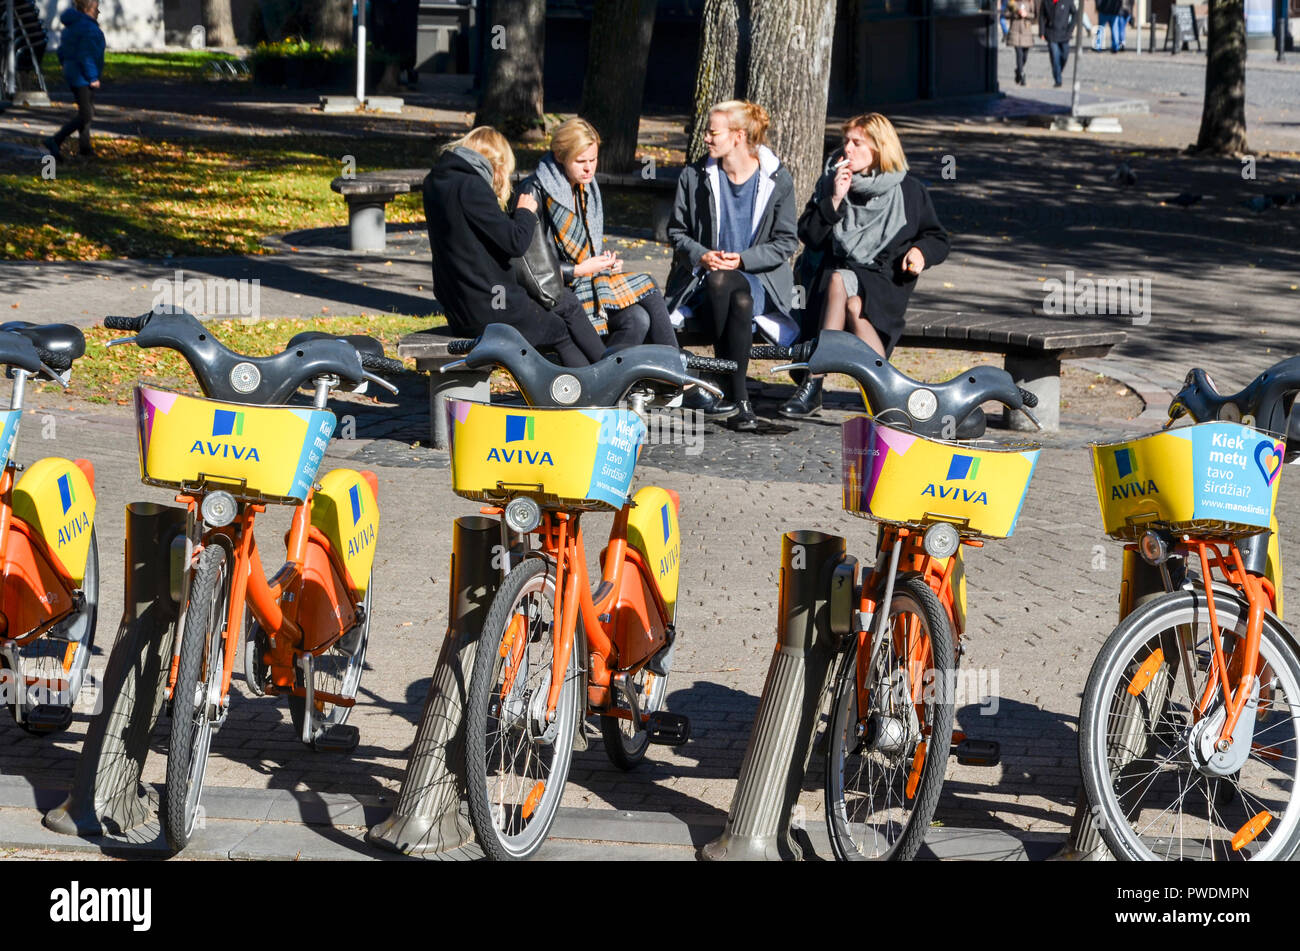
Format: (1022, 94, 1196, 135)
(163, 542, 233, 853)
(465, 558, 580, 861)
(1080, 588, 1300, 860)
(825, 573, 955, 861)
(289, 572, 372, 742)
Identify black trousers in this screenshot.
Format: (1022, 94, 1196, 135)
(699, 270, 754, 403)
(604, 289, 678, 350)
(53, 85, 95, 154)
(1014, 46, 1029, 76)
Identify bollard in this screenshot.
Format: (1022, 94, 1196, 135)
(44, 502, 188, 836)
(366, 515, 501, 854)
(701, 530, 849, 861)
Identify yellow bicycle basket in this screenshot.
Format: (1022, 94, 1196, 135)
(841, 416, 1040, 538)
(134, 385, 336, 503)
(447, 399, 645, 510)
(1092, 421, 1284, 540)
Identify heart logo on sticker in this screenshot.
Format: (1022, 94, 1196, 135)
(1255, 440, 1285, 486)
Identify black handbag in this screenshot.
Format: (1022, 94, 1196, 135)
(512, 182, 565, 308)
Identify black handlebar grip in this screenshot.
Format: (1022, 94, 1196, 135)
(1018, 387, 1039, 408)
(686, 354, 739, 374)
(361, 353, 406, 376)
(104, 314, 147, 332)
(447, 338, 475, 355)
(749, 345, 793, 361)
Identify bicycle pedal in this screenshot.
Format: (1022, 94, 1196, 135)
(24, 705, 74, 734)
(953, 738, 1000, 767)
(645, 711, 690, 746)
(311, 723, 360, 753)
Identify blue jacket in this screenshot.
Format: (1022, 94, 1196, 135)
(57, 8, 105, 88)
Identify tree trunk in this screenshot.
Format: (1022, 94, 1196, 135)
(308, 0, 354, 50)
(1195, 0, 1249, 154)
(200, 0, 237, 47)
(475, 0, 548, 139)
(747, 0, 837, 204)
(580, 0, 658, 173)
(686, 0, 743, 162)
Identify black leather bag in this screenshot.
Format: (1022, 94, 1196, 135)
(512, 183, 565, 308)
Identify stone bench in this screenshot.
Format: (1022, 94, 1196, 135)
(399, 311, 1126, 446)
(330, 167, 681, 253)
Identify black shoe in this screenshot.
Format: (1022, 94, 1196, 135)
(706, 398, 739, 421)
(1054, 80, 1063, 87)
(731, 401, 759, 432)
(779, 376, 823, 419)
(683, 386, 717, 414)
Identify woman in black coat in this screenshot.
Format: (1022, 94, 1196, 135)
(422, 126, 605, 367)
(781, 112, 950, 419)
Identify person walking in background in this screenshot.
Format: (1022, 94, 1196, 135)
(781, 113, 949, 419)
(43, 0, 105, 161)
(1040, 0, 1077, 86)
(1097, 0, 1128, 50)
(1007, 0, 1037, 85)
(521, 118, 678, 350)
(999, 0, 1011, 39)
(665, 100, 798, 432)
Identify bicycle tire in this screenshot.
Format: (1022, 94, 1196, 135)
(465, 558, 581, 861)
(1080, 588, 1300, 861)
(825, 573, 955, 861)
(6, 528, 98, 735)
(600, 656, 671, 771)
(289, 571, 372, 742)
(163, 542, 232, 853)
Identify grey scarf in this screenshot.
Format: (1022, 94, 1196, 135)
(818, 152, 907, 267)
(534, 152, 605, 254)
(452, 146, 497, 192)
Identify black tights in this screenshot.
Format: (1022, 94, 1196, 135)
(1014, 47, 1029, 76)
(702, 270, 753, 402)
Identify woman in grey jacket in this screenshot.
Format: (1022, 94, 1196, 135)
(664, 100, 798, 431)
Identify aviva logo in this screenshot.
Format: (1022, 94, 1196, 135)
(349, 483, 364, 525)
(946, 454, 980, 481)
(660, 503, 671, 543)
(57, 472, 75, 515)
(1113, 447, 1137, 479)
(505, 415, 535, 443)
(212, 409, 245, 437)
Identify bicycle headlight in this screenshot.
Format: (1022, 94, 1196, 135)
(201, 490, 238, 528)
(923, 522, 961, 560)
(1138, 529, 1170, 566)
(504, 497, 541, 535)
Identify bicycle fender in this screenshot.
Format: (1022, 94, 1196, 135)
(624, 486, 679, 624)
(297, 534, 356, 655)
(12, 456, 96, 586)
(309, 468, 379, 599)
(1, 520, 75, 639)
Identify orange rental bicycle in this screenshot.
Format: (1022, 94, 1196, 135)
(105, 310, 404, 852)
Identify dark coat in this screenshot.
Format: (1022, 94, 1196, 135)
(1096, 0, 1124, 16)
(422, 151, 550, 334)
(796, 172, 950, 356)
(663, 147, 799, 316)
(1039, 0, 1077, 41)
(56, 8, 105, 88)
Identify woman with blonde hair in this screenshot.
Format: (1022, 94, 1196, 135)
(664, 99, 799, 431)
(519, 118, 677, 350)
(422, 126, 605, 367)
(780, 112, 949, 418)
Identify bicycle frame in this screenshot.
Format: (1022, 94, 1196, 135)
(496, 507, 671, 722)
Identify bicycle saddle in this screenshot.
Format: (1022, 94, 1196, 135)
(288, 331, 385, 363)
(757, 331, 1036, 439)
(444, 323, 735, 408)
(0, 322, 86, 372)
(105, 309, 377, 405)
(0, 331, 49, 375)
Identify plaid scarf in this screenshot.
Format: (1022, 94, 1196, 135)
(543, 182, 657, 322)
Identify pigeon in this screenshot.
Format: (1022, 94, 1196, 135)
(1171, 193, 1203, 207)
(1109, 162, 1137, 186)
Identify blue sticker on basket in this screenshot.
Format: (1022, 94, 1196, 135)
(1189, 423, 1283, 528)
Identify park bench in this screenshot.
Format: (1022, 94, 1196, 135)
(398, 310, 1125, 447)
(329, 167, 681, 253)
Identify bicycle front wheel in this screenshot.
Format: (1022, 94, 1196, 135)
(465, 558, 581, 861)
(163, 541, 233, 853)
(825, 573, 955, 861)
(1080, 588, 1300, 860)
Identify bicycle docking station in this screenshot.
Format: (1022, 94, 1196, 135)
(367, 515, 501, 855)
(44, 502, 188, 837)
(702, 530, 855, 861)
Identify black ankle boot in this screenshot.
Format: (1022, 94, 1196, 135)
(779, 376, 823, 419)
(731, 400, 759, 432)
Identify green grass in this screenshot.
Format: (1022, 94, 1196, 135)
(40, 50, 242, 86)
(50, 313, 442, 405)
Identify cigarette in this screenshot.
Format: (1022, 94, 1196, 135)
(834, 159, 850, 169)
